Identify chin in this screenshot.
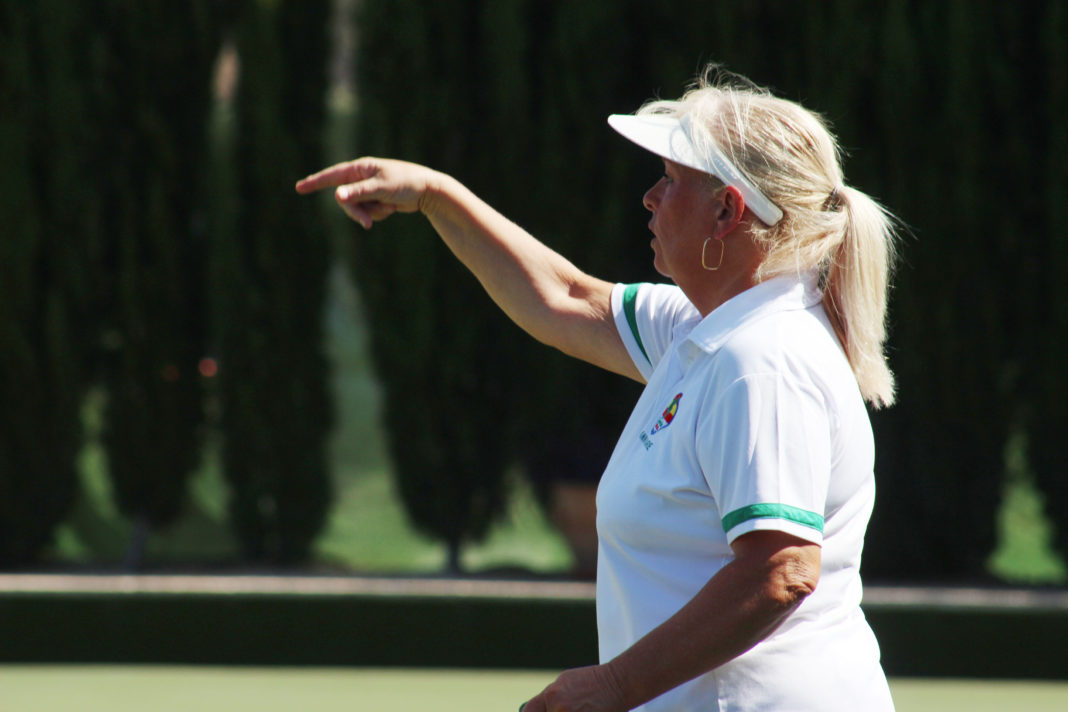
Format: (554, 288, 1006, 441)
(651, 245, 669, 279)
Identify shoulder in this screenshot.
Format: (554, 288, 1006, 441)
(711, 304, 856, 402)
(612, 282, 700, 375)
(614, 282, 694, 318)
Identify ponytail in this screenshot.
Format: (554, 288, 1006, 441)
(821, 185, 898, 408)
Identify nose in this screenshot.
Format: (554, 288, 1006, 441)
(643, 178, 663, 212)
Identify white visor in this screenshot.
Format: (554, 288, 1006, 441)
(608, 113, 783, 226)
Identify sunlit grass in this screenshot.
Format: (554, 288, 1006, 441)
(2, 667, 1067, 712)
(314, 465, 573, 575)
(0, 666, 558, 712)
(988, 432, 1066, 583)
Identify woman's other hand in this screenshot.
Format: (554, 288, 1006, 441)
(521, 664, 629, 712)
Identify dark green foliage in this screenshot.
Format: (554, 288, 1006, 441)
(0, 0, 225, 565)
(85, 3, 227, 558)
(0, 0, 99, 564)
(352, 0, 646, 567)
(210, 0, 333, 564)
(352, 0, 518, 567)
(1, 0, 333, 567)
(855, 0, 1063, 579)
(501, 2, 651, 496)
(1028, 0, 1068, 561)
(3, 0, 1064, 579)
(856, 0, 1013, 579)
(354, 0, 1067, 579)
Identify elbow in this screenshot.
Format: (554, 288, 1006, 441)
(768, 553, 820, 610)
(784, 571, 818, 608)
(731, 531, 822, 615)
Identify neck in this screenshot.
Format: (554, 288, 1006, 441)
(687, 270, 760, 316)
(683, 237, 765, 316)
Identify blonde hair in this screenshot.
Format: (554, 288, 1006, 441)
(638, 68, 899, 408)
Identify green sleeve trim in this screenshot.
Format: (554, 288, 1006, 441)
(622, 284, 650, 366)
(721, 503, 825, 534)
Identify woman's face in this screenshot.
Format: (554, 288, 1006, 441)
(642, 160, 723, 282)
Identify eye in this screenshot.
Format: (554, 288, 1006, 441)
(659, 161, 674, 184)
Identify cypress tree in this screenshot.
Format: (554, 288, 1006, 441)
(862, 0, 1019, 579)
(508, 1, 650, 505)
(860, 0, 929, 578)
(211, 0, 333, 565)
(0, 0, 99, 564)
(1029, 0, 1068, 562)
(350, 0, 519, 570)
(85, 2, 226, 565)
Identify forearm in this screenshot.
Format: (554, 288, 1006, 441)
(297, 156, 640, 378)
(420, 173, 636, 377)
(605, 537, 819, 710)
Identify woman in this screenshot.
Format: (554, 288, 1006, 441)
(297, 68, 898, 711)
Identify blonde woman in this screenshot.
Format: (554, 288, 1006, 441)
(297, 67, 898, 711)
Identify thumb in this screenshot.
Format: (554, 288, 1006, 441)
(520, 696, 547, 712)
(335, 192, 374, 229)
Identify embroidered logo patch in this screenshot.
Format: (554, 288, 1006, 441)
(639, 393, 683, 450)
(651, 393, 683, 434)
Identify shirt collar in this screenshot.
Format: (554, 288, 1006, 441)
(678, 271, 822, 365)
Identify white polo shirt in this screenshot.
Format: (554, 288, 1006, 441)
(597, 273, 894, 712)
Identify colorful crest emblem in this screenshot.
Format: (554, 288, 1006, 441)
(650, 393, 683, 435)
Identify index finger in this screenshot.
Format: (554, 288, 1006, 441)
(295, 158, 377, 194)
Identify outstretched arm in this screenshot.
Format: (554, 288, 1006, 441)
(296, 157, 641, 382)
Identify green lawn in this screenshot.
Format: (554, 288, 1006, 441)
(987, 431, 1066, 582)
(889, 678, 1068, 712)
(2, 667, 1067, 712)
(0, 666, 555, 712)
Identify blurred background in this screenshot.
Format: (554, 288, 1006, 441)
(1, 0, 1065, 587)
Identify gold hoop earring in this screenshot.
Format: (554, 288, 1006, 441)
(702, 237, 725, 271)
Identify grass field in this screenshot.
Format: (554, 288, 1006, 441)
(2, 666, 1067, 712)
(44, 264, 1066, 583)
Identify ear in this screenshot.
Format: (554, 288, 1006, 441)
(712, 185, 746, 238)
